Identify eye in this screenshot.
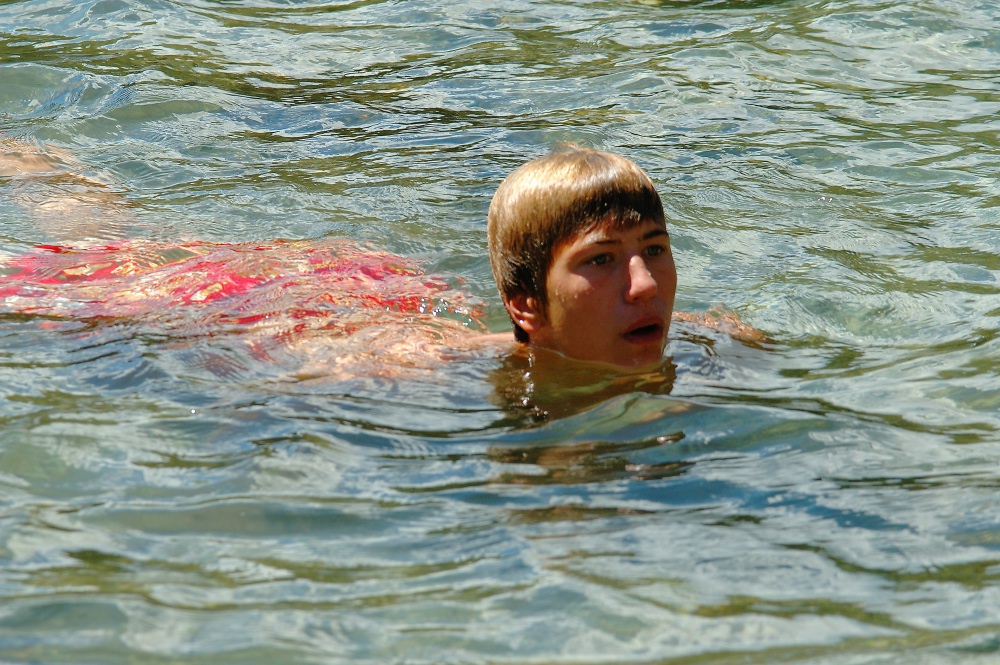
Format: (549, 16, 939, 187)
(587, 253, 613, 266)
(644, 244, 666, 257)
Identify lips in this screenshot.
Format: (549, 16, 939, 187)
(622, 316, 665, 344)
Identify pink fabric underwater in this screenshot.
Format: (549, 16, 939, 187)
(0, 239, 481, 338)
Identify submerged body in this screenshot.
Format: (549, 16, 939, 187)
(2, 139, 761, 380)
(0, 237, 493, 380)
(0, 239, 477, 326)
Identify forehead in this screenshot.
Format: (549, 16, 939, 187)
(561, 216, 667, 248)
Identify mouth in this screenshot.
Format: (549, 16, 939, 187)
(622, 318, 665, 344)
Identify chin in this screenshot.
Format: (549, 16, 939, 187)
(536, 339, 666, 373)
(622, 357, 665, 372)
(625, 346, 669, 370)
(597, 349, 666, 373)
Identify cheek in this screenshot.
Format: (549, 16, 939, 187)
(664, 269, 678, 293)
(658, 259, 678, 292)
(549, 281, 595, 327)
(551, 278, 597, 316)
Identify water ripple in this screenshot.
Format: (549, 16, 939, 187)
(4, 0, 1000, 662)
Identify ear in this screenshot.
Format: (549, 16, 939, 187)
(504, 293, 546, 337)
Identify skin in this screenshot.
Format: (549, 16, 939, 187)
(504, 218, 678, 370)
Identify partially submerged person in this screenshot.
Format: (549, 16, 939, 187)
(1, 138, 757, 380)
(485, 145, 763, 372)
(485, 146, 676, 371)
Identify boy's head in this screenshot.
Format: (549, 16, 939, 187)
(487, 146, 675, 369)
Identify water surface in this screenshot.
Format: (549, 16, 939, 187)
(2, 0, 1000, 663)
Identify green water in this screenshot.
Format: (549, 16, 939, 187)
(3, 0, 1000, 663)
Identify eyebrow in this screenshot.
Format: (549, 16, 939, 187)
(587, 228, 669, 245)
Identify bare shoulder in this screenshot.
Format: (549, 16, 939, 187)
(671, 309, 770, 347)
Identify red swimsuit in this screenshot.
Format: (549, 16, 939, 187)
(0, 239, 481, 337)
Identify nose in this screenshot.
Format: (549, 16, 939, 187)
(625, 255, 658, 302)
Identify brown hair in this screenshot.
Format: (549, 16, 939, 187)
(487, 146, 666, 341)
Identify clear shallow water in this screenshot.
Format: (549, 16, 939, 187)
(2, 0, 1000, 662)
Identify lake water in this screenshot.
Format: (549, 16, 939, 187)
(3, 0, 1000, 662)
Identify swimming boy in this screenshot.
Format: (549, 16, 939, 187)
(486, 146, 677, 371)
(4, 138, 753, 376)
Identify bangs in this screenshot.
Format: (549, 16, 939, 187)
(558, 169, 665, 236)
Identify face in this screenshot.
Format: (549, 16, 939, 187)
(510, 218, 677, 370)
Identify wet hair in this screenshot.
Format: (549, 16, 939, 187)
(487, 145, 666, 342)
